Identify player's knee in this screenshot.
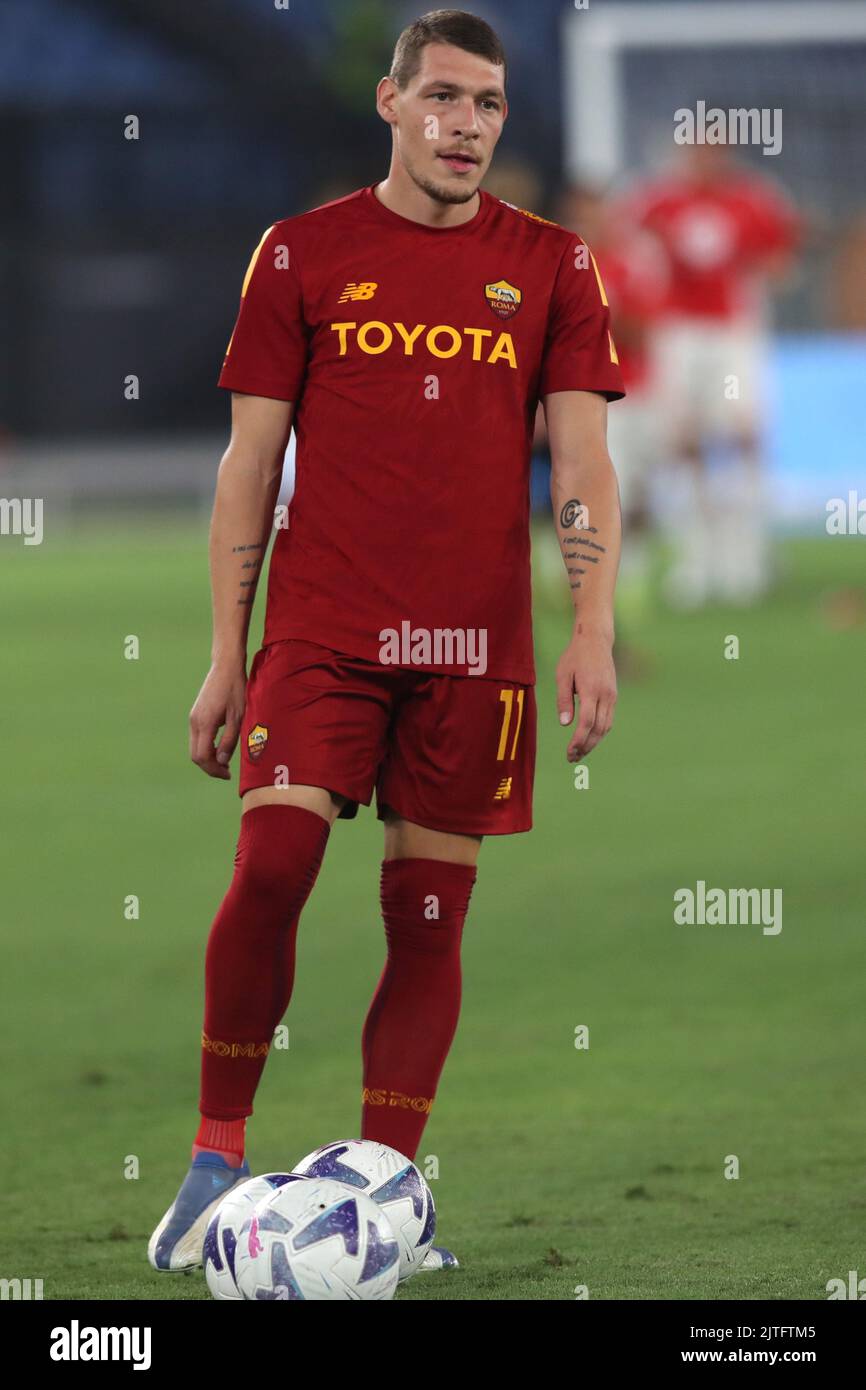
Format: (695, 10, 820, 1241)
(233, 850, 297, 902)
(384, 915, 465, 959)
(231, 804, 329, 903)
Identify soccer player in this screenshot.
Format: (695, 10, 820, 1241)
(148, 9, 624, 1276)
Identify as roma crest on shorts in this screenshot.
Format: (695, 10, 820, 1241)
(484, 279, 522, 320)
(247, 724, 268, 761)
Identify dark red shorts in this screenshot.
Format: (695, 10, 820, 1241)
(239, 640, 536, 836)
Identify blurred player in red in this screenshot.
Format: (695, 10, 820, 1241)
(148, 9, 624, 1276)
(558, 184, 666, 650)
(622, 144, 799, 606)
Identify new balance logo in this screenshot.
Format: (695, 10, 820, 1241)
(494, 778, 512, 801)
(338, 281, 377, 302)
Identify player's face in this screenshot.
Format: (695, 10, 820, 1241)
(392, 43, 507, 205)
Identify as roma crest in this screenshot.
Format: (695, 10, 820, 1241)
(484, 279, 522, 320)
(247, 724, 268, 760)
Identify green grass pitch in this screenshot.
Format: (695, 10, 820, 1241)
(0, 522, 863, 1300)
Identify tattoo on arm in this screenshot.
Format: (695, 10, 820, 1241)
(560, 498, 602, 532)
(560, 542, 604, 566)
(557, 499, 608, 595)
(560, 498, 586, 529)
(232, 542, 264, 606)
(561, 539, 606, 557)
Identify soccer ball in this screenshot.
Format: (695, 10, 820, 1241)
(203, 1172, 304, 1300)
(291, 1139, 435, 1281)
(234, 1176, 400, 1300)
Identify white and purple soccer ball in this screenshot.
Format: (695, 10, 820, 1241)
(234, 1176, 400, 1300)
(291, 1139, 435, 1281)
(203, 1172, 304, 1300)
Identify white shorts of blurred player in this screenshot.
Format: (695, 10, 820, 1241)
(650, 319, 771, 609)
(654, 318, 765, 441)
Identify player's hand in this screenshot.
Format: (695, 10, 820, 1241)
(189, 662, 247, 779)
(556, 629, 617, 762)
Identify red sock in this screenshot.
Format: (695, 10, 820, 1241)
(198, 804, 330, 1129)
(193, 1116, 246, 1167)
(361, 858, 476, 1160)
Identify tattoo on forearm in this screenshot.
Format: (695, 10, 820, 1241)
(560, 498, 602, 533)
(568, 562, 586, 592)
(562, 537, 605, 555)
(231, 543, 263, 607)
(557, 500, 608, 599)
(561, 539, 603, 565)
(560, 498, 586, 529)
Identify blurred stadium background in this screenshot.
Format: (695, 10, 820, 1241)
(1, 0, 865, 513)
(1, 0, 864, 1302)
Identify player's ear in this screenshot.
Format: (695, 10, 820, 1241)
(376, 75, 399, 125)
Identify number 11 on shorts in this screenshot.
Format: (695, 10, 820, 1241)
(497, 688, 525, 761)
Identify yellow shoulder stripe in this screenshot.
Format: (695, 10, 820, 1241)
(241, 224, 275, 299)
(589, 251, 609, 308)
(225, 225, 275, 358)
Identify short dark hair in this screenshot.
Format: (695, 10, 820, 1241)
(390, 9, 507, 90)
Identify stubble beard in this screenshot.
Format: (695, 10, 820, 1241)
(407, 155, 482, 206)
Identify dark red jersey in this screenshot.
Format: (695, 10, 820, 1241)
(219, 186, 624, 683)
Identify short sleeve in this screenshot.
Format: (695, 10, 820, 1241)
(538, 239, 626, 401)
(218, 224, 308, 401)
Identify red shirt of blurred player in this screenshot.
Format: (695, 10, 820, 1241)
(621, 147, 799, 321)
